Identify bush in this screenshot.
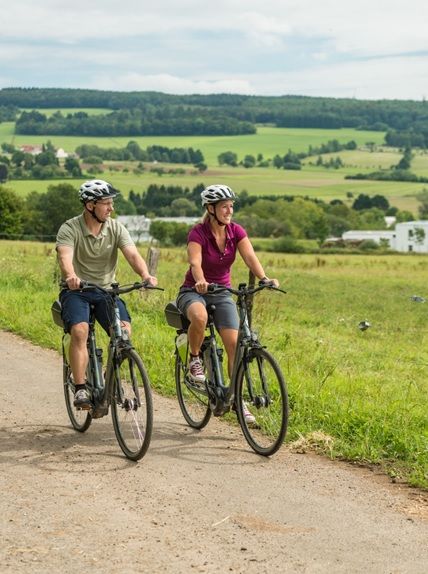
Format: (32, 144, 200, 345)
(359, 239, 379, 251)
(270, 237, 306, 253)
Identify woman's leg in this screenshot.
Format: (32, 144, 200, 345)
(218, 328, 238, 379)
(186, 302, 207, 355)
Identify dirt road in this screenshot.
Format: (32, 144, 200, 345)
(0, 330, 427, 574)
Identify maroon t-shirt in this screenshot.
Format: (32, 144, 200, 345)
(182, 220, 247, 287)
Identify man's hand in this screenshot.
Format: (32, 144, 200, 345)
(65, 274, 82, 290)
(143, 275, 158, 287)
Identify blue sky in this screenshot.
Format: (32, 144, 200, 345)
(1, 0, 427, 100)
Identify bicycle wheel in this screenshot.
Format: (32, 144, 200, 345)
(63, 361, 92, 432)
(236, 348, 288, 456)
(176, 353, 211, 429)
(111, 349, 153, 461)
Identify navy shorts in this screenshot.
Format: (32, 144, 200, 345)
(176, 289, 239, 330)
(59, 289, 131, 334)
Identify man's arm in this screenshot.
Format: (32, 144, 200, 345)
(56, 245, 82, 290)
(121, 245, 158, 286)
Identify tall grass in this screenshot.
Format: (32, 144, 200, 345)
(0, 241, 426, 488)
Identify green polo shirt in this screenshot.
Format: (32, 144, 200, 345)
(56, 214, 135, 288)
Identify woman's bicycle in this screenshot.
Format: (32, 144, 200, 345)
(164, 281, 289, 456)
(51, 280, 162, 461)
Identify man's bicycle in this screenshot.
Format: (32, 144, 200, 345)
(51, 281, 162, 461)
(164, 282, 289, 456)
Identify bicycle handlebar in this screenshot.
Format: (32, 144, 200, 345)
(60, 280, 164, 295)
(208, 282, 286, 297)
(181, 281, 286, 297)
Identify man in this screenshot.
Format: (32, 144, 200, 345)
(56, 179, 157, 409)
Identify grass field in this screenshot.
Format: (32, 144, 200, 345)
(5, 162, 425, 214)
(1, 119, 427, 213)
(0, 240, 426, 488)
(0, 122, 386, 163)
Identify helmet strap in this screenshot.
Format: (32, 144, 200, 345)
(208, 204, 225, 226)
(85, 202, 104, 224)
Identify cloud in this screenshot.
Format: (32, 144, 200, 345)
(88, 72, 256, 95)
(1, 0, 428, 99)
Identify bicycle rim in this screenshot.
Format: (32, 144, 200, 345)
(111, 349, 153, 461)
(236, 348, 288, 456)
(63, 362, 92, 432)
(175, 354, 211, 429)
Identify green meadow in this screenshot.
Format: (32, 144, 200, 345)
(2, 116, 428, 213)
(0, 240, 426, 488)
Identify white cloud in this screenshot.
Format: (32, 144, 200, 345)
(1, 0, 427, 99)
(88, 73, 256, 95)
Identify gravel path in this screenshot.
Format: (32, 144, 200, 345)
(0, 330, 427, 573)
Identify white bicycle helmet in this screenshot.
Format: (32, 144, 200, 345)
(79, 179, 119, 204)
(201, 184, 236, 206)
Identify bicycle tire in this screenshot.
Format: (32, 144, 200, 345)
(111, 348, 153, 461)
(236, 347, 288, 456)
(175, 353, 211, 429)
(63, 361, 92, 432)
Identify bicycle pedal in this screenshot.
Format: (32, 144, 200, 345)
(91, 404, 109, 418)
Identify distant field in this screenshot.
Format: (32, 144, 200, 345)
(19, 108, 112, 117)
(1, 117, 426, 213)
(0, 122, 385, 164)
(5, 162, 424, 214)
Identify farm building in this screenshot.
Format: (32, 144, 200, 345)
(342, 230, 395, 247)
(394, 221, 428, 253)
(117, 215, 199, 243)
(341, 221, 428, 253)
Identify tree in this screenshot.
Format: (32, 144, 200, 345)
(0, 163, 8, 183)
(394, 147, 413, 170)
(23, 183, 81, 239)
(352, 194, 373, 211)
(0, 185, 24, 236)
(218, 151, 238, 167)
(241, 154, 256, 168)
(64, 157, 82, 177)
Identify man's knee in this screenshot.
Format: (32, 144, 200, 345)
(70, 322, 89, 343)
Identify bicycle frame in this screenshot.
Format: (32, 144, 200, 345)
(191, 282, 283, 416)
(60, 281, 158, 417)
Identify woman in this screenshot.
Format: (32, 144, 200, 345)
(176, 184, 279, 422)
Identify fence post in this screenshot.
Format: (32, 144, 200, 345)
(146, 244, 160, 276)
(140, 244, 160, 298)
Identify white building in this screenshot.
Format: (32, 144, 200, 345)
(118, 215, 151, 243)
(117, 215, 199, 243)
(394, 221, 428, 253)
(342, 230, 396, 247)
(342, 221, 428, 253)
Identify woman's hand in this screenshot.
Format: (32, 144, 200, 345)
(261, 277, 279, 288)
(194, 279, 210, 293)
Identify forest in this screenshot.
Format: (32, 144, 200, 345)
(1, 87, 427, 144)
